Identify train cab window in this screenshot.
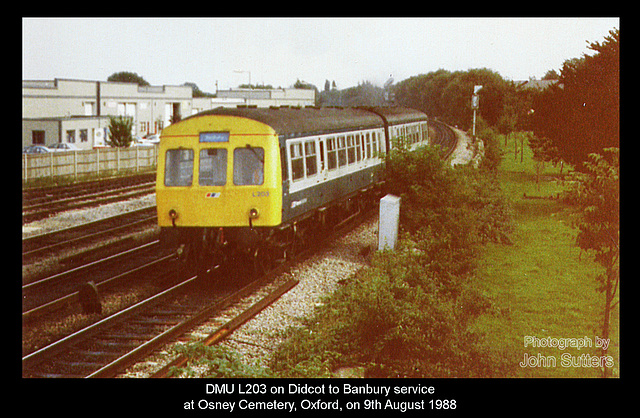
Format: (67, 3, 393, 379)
(290, 143, 304, 181)
(164, 149, 194, 187)
(327, 137, 337, 170)
(304, 140, 317, 176)
(234, 147, 264, 185)
(199, 149, 227, 186)
(337, 136, 347, 167)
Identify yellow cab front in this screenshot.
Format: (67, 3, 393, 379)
(156, 115, 283, 229)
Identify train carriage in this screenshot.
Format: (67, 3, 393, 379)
(156, 105, 428, 275)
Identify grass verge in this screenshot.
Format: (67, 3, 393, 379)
(469, 132, 619, 377)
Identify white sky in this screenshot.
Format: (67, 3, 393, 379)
(22, 17, 619, 92)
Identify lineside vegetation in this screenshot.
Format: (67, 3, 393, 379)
(270, 138, 515, 377)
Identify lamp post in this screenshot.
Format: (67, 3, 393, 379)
(471, 85, 482, 138)
(234, 70, 252, 106)
(234, 70, 252, 87)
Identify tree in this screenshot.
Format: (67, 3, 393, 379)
(183, 82, 215, 97)
(532, 29, 619, 167)
(107, 71, 150, 86)
(393, 68, 512, 130)
(564, 148, 619, 377)
(107, 116, 134, 147)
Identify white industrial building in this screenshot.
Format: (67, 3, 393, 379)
(22, 78, 315, 149)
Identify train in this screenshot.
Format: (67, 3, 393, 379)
(156, 105, 429, 276)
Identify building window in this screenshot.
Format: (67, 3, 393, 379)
(80, 129, 88, 143)
(32, 130, 45, 145)
(66, 130, 76, 143)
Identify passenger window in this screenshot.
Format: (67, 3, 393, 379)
(327, 137, 337, 170)
(234, 147, 264, 185)
(290, 143, 304, 181)
(199, 149, 227, 186)
(164, 149, 194, 187)
(365, 133, 371, 159)
(305, 141, 317, 176)
(337, 136, 347, 167)
(372, 132, 378, 156)
(347, 135, 355, 165)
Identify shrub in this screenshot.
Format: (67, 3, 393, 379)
(107, 116, 134, 148)
(272, 142, 515, 378)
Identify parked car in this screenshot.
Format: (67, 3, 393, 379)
(132, 136, 154, 147)
(48, 143, 80, 152)
(144, 134, 160, 144)
(22, 145, 51, 154)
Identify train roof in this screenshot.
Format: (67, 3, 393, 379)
(186, 106, 384, 138)
(361, 106, 429, 125)
(184, 106, 427, 138)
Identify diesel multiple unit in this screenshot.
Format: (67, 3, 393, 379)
(156, 106, 429, 274)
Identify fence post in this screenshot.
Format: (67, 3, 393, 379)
(96, 148, 100, 176)
(74, 151, 78, 179)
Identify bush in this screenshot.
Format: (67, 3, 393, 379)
(107, 116, 134, 148)
(272, 244, 513, 377)
(477, 127, 505, 172)
(386, 143, 512, 244)
(272, 141, 515, 378)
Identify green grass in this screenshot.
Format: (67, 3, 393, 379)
(470, 132, 619, 377)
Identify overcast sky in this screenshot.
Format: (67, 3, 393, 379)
(22, 18, 619, 92)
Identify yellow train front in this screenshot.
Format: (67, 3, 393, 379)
(156, 106, 427, 276)
(157, 110, 282, 230)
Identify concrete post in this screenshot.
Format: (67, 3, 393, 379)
(378, 194, 401, 251)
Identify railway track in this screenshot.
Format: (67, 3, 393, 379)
(22, 207, 377, 378)
(22, 173, 155, 205)
(22, 240, 177, 323)
(22, 206, 157, 262)
(22, 173, 156, 224)
(430, 119, 458, 159)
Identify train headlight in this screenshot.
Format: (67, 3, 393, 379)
(248, 208, 260, 228)
(169, 209, 179, 227)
